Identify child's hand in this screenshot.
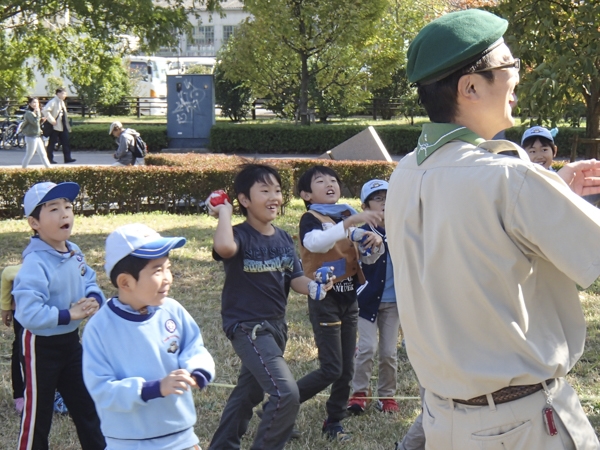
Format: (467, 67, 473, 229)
(1, 309, 13, 327)
(361, 231, 383, 250)
(69, 298, 99, 320)
(160, 369, 197, 396)
(206, 198, 233, 218)
(344, 210, 383, 229)
(82, 297, 100, 317)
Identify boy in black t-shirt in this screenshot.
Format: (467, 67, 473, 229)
(296, 165, 384, 441)
(208, 164, 332, 450)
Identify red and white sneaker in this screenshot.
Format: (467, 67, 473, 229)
(376, 398, 399, 413)
(347, 392, 368, 414)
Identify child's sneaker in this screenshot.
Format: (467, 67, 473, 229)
(14, 397, 24, 415)
(376, 399, 399, 413)
(53, 391, 68, 415)
(347, 392, 368, 414)
(322, 419, 351, 442)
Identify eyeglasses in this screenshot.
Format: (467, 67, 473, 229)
(472, 58, 520, 73)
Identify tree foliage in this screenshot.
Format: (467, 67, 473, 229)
(220, 0, 387, 125)
(0, 0, 219, 100)
(214, 62, 252, 122)
(364, 0, 446, 120)
(493, 0, 600, 138)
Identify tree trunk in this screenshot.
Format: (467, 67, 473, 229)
(585, 79, 600, 158)
(585, 79, 600, 139)
(299, 53, 310, 126)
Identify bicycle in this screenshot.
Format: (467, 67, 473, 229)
(0, 106, 24, 149)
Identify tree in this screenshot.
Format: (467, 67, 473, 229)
(364, 0, 446, 120)
(493, 0, 600, 139)
(63, 36, 131, 115)
(222, 0, 387, 125)
(0, 0, 219, 99)
(213, 62, 252, 122)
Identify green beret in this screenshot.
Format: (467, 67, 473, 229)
(407, 9, 508, 85)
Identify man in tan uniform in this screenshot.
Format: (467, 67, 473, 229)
(386, 9, 600, 450)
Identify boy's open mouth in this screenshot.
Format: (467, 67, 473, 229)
(61, 224, 70, 230)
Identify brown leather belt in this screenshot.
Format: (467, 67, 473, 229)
(453, 379, 554, 406)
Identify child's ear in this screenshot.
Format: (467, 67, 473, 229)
(299, 190, 312, 202)
(116, 273, 134, 291)
(553, 146, 558, 157)
(238, 193, 249, 208)
(361, 202, 368, 210)
(27, 216, 40, 231)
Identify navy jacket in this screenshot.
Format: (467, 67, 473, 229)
(356, 225, 392, 322)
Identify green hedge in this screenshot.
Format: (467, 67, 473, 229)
(0, 155, 396, 218)
(68, 122, 587, 158)
(208, 123, 422, 155)
(70, 124, 168, 152)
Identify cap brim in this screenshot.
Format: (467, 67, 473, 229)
(131, 237, 186, 259)
(39, 182, 80, 206)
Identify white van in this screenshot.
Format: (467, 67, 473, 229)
(128, 56, 169, 115)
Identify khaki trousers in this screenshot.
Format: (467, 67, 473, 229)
(351, 302, 400, 397)
(423, 378, 599, 450)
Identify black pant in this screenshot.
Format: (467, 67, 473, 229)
(297, 296, 358, 422)
(209, 319, 299, 450)
(46, 129, 72, 162)
(12, 317, 25, 399)
(18, 329, 105, 450)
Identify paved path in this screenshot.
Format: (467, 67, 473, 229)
(0, 147, 403, 168)
(0, 148, 114, 168)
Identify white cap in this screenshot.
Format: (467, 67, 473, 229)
(521, 126, 554, 145)
(360, 179, 388, 203)
(24, 182, 80, 217)
(105, 223, 186, 278)
(109, 121, 123, 135)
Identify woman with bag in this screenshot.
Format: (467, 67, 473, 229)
(21, 97, 51, 169)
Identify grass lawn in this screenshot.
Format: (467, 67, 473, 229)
(1, 201, 599, 449)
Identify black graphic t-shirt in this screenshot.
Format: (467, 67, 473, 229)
(214, 222, 303, 335)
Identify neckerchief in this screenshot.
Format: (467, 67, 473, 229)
(416, 123, 485, 165)
(309, 203, 357, 220)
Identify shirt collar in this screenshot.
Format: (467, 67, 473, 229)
(416, 123, 485, 165)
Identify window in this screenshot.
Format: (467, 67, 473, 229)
(193, 25, 214, 47)
(223, 25, 237, 44)
(187, 25, 215, 56)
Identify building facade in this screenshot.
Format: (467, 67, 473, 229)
(156, 0, 248, 58)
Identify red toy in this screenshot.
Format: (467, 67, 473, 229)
(209, 190, 231, 207)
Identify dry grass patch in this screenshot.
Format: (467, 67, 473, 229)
(1, 201, 599, 449)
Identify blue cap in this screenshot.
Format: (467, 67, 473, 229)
(105, 223, 186, 277)
(24, 182, 80, 217)
(361, 179, 388, 203)
(521, 126, 556, 146)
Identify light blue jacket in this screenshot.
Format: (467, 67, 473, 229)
(13, 237, 105, 336)
(82, 297, 215, 449)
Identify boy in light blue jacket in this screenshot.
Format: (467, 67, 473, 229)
(82, 223, 215, 450)
(13, 181, 105, 450)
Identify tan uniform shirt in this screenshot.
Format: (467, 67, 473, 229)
(386, 138, 600, 400)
